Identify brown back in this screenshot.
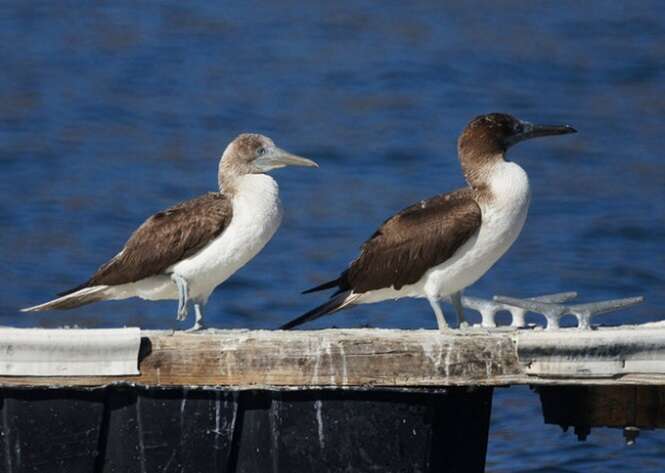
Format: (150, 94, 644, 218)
(61, 192, 233, 294)
(341, 188, 482, 293)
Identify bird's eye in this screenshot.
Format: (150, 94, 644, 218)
(256, 147, 266, 157)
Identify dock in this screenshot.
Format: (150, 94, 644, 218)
(1, 325, 664, 472)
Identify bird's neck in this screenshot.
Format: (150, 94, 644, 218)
(222, 174, 280, 203)
(459, 150, 506, 191)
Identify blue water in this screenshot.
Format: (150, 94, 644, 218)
(1, 1, 664, 470)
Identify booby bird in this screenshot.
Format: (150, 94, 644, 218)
(281, 113, 576, 330)
(22, 134, 318, 330)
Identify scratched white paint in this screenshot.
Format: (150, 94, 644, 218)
(314, 400, 325, 449)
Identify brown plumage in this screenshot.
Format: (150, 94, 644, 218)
(281, 189, 481, 329)
(340, 189, 481, 293)
(23, 132, 318, 330)
(60, 192, 232, 296)
(282, 112, 576, 330)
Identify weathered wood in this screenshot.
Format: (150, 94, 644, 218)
(0, 329, 521, 388)
(0, 326, 664, 388)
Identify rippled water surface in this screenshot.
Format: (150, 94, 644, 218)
(1, 1, 664, 471)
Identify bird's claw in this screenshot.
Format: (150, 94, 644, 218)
(185, 321, 204, 332)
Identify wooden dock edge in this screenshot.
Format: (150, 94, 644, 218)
(1, 326, 665, 388)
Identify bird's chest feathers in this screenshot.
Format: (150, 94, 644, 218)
(174, 175, 282, 283)
(228, 175, 283, 250)
(478, 162, 531, 249)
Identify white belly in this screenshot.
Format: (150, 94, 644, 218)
(359, 162, 531, 303)
(111, 175, 283, 303)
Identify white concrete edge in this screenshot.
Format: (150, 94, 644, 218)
(0, 327, 141, 376)
(516, 325, 665, 377)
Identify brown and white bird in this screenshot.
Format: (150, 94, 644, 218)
(23, 134, 318, 330)
(281, 113, 576, 330)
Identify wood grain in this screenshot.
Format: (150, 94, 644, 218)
(1, 326, 665, 389)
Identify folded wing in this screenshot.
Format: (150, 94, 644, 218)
(60, 192, 233, 295)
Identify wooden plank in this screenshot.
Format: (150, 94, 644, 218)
(0, 329, 521, 388)
(0, 326, 664, 388)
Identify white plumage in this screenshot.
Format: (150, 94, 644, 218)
(106, 175, 283, 304)
(356, 161, 530, 304)
(22, 133, 317, 330)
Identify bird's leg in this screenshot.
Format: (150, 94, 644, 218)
(427, 296, 448, 331)
(450, 291, 466, 328)
(186, 303, 206, 332)
(170, 273, 189, 321)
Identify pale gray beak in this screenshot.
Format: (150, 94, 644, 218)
(255, 147, 319, 172)
(506, 121, 577, 147)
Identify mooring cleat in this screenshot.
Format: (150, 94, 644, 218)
(566, 296, 644, 329)
(507, 292, 577, 328)
(493, 296, 568, 330)
(493, 294, 644, 330)
(458, 296, 499, 328)
(457, 292, 579, 329)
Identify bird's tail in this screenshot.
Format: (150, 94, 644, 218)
(302, 278, 341, 294)
(280, 291, 358, 330)
(21, 285, 110, 312)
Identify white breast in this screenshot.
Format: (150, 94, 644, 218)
(168, 174, 283, 302)
(359, 161, 531, 304)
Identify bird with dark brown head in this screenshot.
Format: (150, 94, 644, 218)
(281, 112, 576, 331)
(458, 113, 576, 188)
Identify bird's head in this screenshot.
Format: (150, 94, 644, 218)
(219, 133, 318, 186)
(458, 113, 577, 157)
(457, 113, 576, 187)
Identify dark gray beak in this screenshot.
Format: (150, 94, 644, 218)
(507, 121, 577, 146)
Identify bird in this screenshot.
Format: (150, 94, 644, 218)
(22, 133, 318, 330)
(281, 113, 576, 330)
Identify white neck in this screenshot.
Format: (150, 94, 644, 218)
(230, 174, 280, 202)
(485, 161, 530, 209)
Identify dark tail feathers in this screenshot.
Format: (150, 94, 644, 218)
(302, 278, 341, 295)
(280, 292, 355, 330)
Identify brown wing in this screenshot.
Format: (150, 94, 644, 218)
(340, 188, 481, 293)
(61, 193, 232, 294)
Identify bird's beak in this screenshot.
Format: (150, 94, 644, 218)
(255, 147, 319, 172)
(507, 121, 577, 146)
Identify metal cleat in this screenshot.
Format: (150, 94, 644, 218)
(458, 292, 578, 328)
(493, 295, 644, 330)
(566, 297, 645, 330)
